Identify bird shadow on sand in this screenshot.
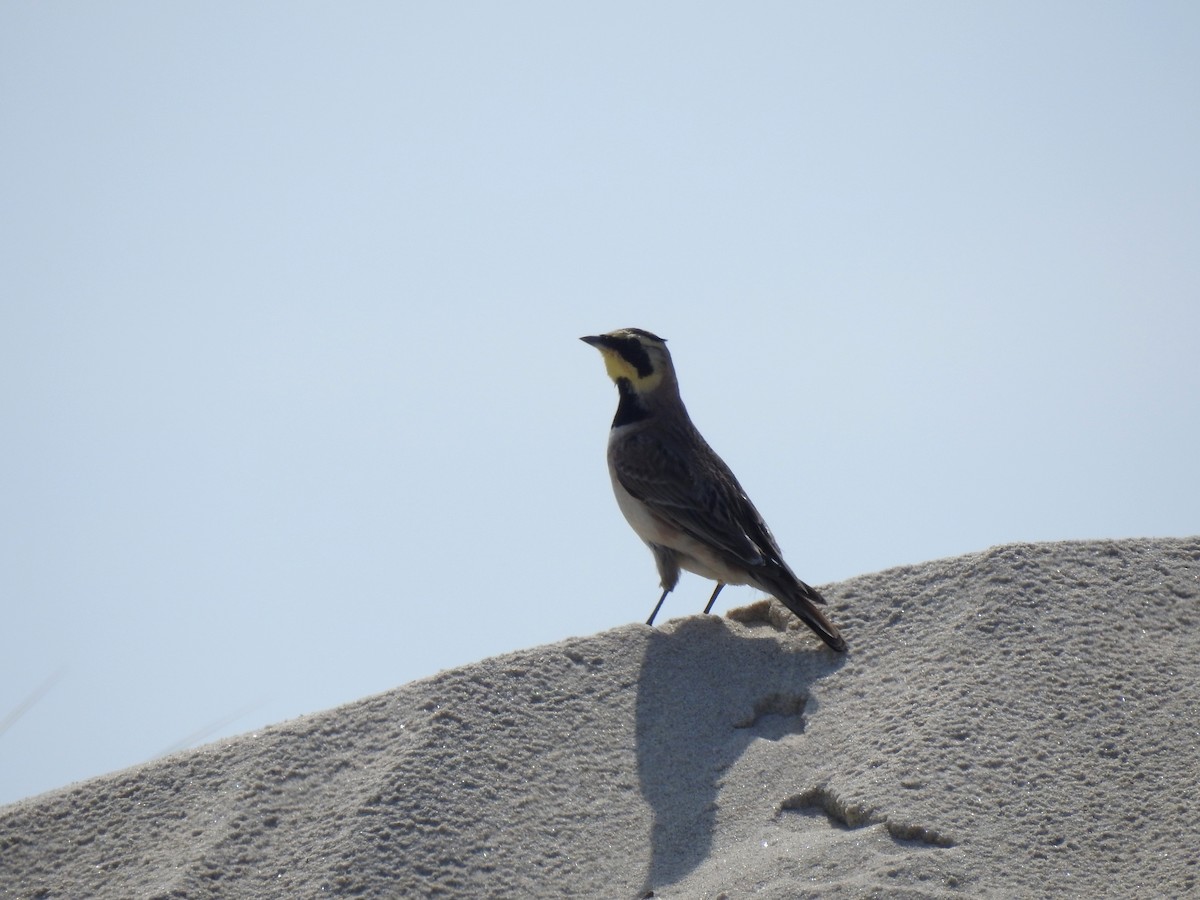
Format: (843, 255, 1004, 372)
(634, 613, 845, 895)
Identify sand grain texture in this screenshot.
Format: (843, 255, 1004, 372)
(1, 537, 1198, 898)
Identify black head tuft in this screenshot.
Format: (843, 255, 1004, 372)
(624, 328, 667, 344)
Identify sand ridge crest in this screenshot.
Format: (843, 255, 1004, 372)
(1, 536, 1197, 898)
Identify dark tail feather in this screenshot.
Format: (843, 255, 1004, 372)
(771, 576, 847, 652)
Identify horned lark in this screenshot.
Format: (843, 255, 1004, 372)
(581, 328, 846, 652)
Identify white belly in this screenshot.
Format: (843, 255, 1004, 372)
(606, 448, 753, 587)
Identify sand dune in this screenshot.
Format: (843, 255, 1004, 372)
(2, 537, 1197, 898)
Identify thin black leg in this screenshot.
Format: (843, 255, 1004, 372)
(646, 588, 670, 626)
(702, 582, 725, 615)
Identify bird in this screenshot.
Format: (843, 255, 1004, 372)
(581, 327, 846, 652)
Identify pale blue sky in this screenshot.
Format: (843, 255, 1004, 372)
(3, 2, 1198, 805)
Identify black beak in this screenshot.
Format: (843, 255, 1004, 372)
(580, 335, 607, 348)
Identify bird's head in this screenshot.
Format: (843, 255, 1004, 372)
(580, 328, 675, 395)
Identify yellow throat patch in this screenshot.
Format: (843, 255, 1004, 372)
(598, 346, 664, 391)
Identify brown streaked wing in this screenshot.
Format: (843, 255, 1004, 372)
(612, 427, 775, 570)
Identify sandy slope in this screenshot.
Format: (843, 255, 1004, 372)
(1, 537, 1197, 898)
